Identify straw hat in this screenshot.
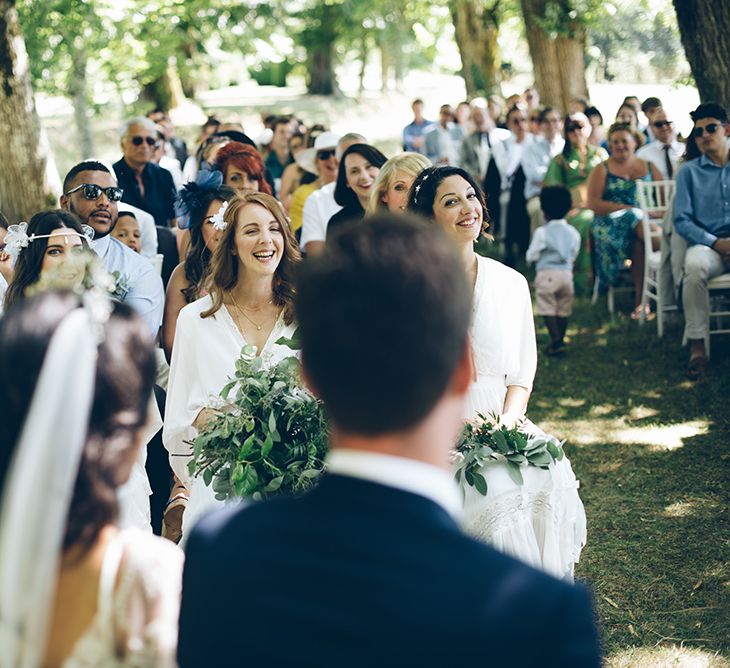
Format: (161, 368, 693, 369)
(295, 131, 341, 175)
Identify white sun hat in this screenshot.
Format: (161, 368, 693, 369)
(295, 131, 341, 175)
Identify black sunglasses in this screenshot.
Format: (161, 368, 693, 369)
(65, 183, 124, 202)
(567, 123, 585, 132)
(130, 135, 159, 147)
(317, 149, 336, 160)
(652, 120, 673, 129)
(693, 123, 724, 137)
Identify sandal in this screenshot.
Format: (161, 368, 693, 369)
(631, 304, 651, 320)
(162, 491, 188, 544)
(686, 355, 707, 381)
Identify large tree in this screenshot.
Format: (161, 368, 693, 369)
(0, 0, 56, 222)
(673, 0, 730, 109)
(520, 0, 589, 112)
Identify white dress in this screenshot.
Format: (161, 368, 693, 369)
(62, 529, 183, 667)
(461, 255, 587, 579)
(163, 294, 298, 537)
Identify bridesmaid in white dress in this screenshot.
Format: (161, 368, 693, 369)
(408, 166, 587, 579)
(164, 192, 300, 538)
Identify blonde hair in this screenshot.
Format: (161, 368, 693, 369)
(201, 192, 300, 324)
(366, 153, 432, 215)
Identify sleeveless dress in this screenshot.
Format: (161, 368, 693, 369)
(460, 255, 587, 580)
(592, 166, 652, 288)
(62, 529, 183, 667)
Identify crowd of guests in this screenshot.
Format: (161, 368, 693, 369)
(0, 88, 727, 666)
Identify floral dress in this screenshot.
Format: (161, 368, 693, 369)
(591, 166, 652, 288)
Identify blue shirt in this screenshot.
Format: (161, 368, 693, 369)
(674, 154, 730, 247)
(526, 219, 581, 271)
(403, 119, 435, 153)
(92, 234, 164, 338)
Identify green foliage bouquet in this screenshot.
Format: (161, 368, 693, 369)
(188, 345, 329, 501)
(454, 413, 565, 496)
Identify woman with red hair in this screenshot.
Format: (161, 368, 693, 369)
(214, 141, 273, 195)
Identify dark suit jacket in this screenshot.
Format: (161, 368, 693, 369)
(113, 158, 177, 228)
(178, 474, 601, 667)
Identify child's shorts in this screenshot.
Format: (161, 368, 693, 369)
(535, 269, 574, 317)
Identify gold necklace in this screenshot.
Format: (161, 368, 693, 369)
(229, 292, 275, 332)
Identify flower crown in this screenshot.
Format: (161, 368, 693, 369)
(4, 222, 94, 263)
(175, 169, 225, 229)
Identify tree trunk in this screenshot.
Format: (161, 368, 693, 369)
(520, 0, 588, 112)
(673, 0, 730, 109)
(307, 44, 340, 96)
(0, 1, 57, 222)
(450, 0, 501, 97)
(358, 34, 368, 94)
(68, 42, 94, 159)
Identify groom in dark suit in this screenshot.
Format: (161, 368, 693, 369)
(178, 216, 602, 667)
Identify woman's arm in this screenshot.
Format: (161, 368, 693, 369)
(501, 385, 531, 428)
(162, 263, 189, 364)
(586, 162, 630, 215)
(279, 164, 300, 212)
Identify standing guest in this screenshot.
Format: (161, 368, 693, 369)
(366, 152, 431, 215)
(326, 144, 387, 237)
(424, 104, 463, 166)
(522, 106, 565, 235)
(674, 102, 730, 379)
(214, 142, 273, 196)
(112, 211, 143, 254)
(636, 108, 683, 180)
(300, 133, 367, 257)
(289, 131, 341, 233)
(544, 113, 608, 295)
(587, 123, 661, 317)
(403, 98, 434, 154)
(278, 131, 308, 211)
(60, 161, 165, 338)
(585, 106, 608, 151)
(114, 117, 177, 228)
(265, 116, 294, 190)
(0, 290, 183, 668)
(526, 186, 581, 355)
(459, 99, 510, 182)
(178, 216, 601, 668)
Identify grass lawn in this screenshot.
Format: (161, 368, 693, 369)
(528, 296, 730, 666)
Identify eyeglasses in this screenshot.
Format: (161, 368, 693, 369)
(652, 120, 674, 129)
(693, 123, 724, 137)
(317, 149, 336, 161)
(64, 183, 124, 202)
(130, 136, 159, 147)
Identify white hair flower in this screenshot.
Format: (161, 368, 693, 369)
(210, 201, 229, 231)
(4, 223, 31, 262)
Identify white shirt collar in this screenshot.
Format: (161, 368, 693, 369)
(326, 449, 462, 518)
(91, 233, 111, 256)
(546, 218, 569, 226)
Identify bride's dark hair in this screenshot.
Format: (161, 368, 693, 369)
(0, 290, 156, 556)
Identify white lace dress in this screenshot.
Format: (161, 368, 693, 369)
(61, 529, 183, 667)
(163, 294, 298, 539)
(461, 255, 587, 579)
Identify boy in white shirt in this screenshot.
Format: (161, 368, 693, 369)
(526, 186, 581, 355)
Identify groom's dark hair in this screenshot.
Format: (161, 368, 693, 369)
(295, 215, 471, 435)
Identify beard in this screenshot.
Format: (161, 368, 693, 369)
(68, 200, 116, 239)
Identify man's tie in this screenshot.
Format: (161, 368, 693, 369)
(663, 144, 674, 179)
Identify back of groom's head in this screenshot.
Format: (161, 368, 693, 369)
(295, 215, 471, 436)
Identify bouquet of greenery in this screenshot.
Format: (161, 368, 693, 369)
(454, 413, 565, 496)
(188, 344, 329, 501)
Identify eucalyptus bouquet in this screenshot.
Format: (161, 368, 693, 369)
(454, 413, 565, 496)
(188, 344, 329, 501)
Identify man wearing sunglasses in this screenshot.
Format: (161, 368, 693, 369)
(60, 160, 164, 339)
(636, 108, 683, 180)
(113, 117, 177, 228)
(674, 102, 730, 379)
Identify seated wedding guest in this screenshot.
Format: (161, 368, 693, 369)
(300, 133, 367, 256)
(60, 160, 165, 338)
(2, 210, 91, 310)
(178, 216, 601, 667)
(641, 97, 663, 142)
(152, 125, 184, 191)
(0, 290, 183, 668)
(587, 123, 661, 318)
(182, 133, 229, 183)
(544, 113, 608, 295)
(278, 131, 309, 211)
(264, 116, 293, 189)
(118, 201, 158, 260)
(214, 141, 273, 196)
(636, 108, 683, 180)
(148, 108, 189, 166)
(113, 116, 177, 227)
(569, 96, 590, 115)
(290, 131, 341, 233)
(488, 94, 505, 128)
(366, 152, 431, 215)
(326, 144, 387, 237)
(674, 102, 730, 380)
(585, 106, 608, 151)
(614, 103, 645, 146)
(521, 106, 565, 236)
(112, 211, 143, 254)
(459, 99, 510, 182)
(524, 86, 540, 110)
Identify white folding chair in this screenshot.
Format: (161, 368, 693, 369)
(706, 273, 730, 358)
(151, 253, 164, 275)
(636, 180, 675, 336)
